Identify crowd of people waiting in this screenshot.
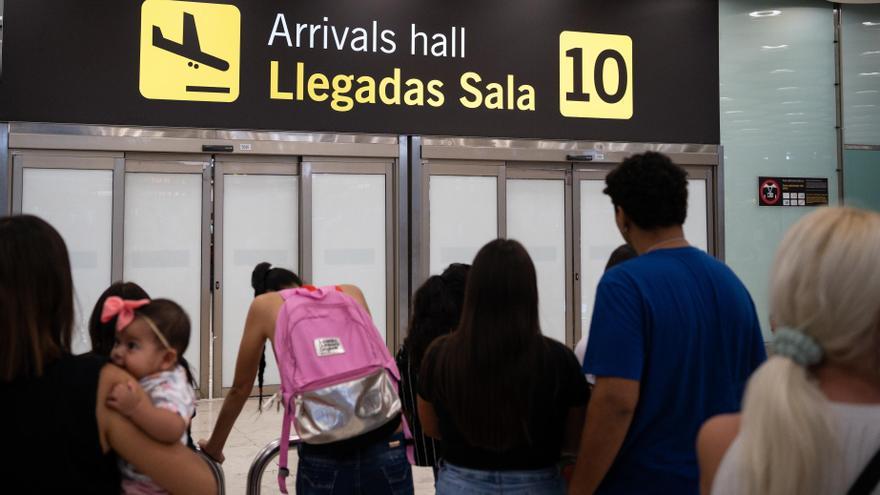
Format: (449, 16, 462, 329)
(2, 151, 879, 495)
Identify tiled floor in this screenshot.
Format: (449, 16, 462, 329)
(192, 398, 435, 494)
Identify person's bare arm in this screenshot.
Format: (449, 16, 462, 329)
(200, 294, 278, 462)
(417, 396, 442, 439)
(568, 377, 640, 495)
(97, 366, 216, 495)
(562, 406, 587, 455)
(107, 381, 187, 443)
(697, 414, 740, 495)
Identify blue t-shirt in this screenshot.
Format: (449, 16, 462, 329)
(584, 247, 766, 495)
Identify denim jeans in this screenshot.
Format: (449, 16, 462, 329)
(436, 462, 565, 495)
(295, 432, 414, 495)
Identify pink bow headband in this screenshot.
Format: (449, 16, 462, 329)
(101, 296, 150, 330)
(100, 296, 171, 350)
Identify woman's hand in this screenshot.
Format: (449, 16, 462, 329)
(198, 438, 226, 464)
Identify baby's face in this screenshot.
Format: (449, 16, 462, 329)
(111, 318, 168, 379)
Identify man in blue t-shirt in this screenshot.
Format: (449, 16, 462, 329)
(568, 152, 766, 495)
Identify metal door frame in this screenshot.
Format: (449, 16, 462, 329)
(571, 163, 718, 344)
(11, 150, 125, 348)
(506, 164, 575, 345)
(5, 123, 402, 398)
(302, 157, 398, 352)
(413, 137, 721, 347)
(418, 160, 506, 287)
(122, 152, 213, 397)
(212, 156, 300, 399)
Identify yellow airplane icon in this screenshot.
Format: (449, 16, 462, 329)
(139, 1, 240, 103)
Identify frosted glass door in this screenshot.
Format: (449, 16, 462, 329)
(124, 173, 203, 384)
(21, 168, 113, 354)
(221, 174, 298, 388)
(684, 179, 709, 252)
(579, 179, 626, 344)
(312, 174, 388, 341)
(429, 175, 497, 275)
(507, 179, 567, 342)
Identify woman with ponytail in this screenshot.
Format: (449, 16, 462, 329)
(250, 262, 302, 411)
(698, 207, 880, 495)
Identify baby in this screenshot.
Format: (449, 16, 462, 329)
(102, 297, 197, 495)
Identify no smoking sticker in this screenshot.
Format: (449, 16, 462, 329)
(758, 176, 828, 207)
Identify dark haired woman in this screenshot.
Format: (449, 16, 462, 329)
(418, 239, 588, 494)
(200, 265, 414, 493)
(0, 215, 215, 494)
(251, 262, 302, 410)
(396, 263, 469, 479)
(89, 281, 150, 356)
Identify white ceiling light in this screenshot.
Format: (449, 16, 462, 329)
(750, 10, 782, 17)
(859, 71, 880, 76)
(863, 51, 880, 56)
(762, 44, 789, 50)
(863, 21, 880, 26)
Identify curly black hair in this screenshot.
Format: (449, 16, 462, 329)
(603, 151, 689, 229)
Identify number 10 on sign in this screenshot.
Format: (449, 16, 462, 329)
(559, 31, 633, 119)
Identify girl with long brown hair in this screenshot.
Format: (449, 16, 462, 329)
(418, 239, 588, 494)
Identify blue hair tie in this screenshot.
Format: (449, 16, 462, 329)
(773, 328, 823, 366)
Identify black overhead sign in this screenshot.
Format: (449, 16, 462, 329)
(0, 0, 720, 143)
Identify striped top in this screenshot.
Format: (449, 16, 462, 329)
(396, 343, 441, 467)
(712, 402, 880, 494)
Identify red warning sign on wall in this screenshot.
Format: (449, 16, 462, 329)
(758, 177, 829, 207)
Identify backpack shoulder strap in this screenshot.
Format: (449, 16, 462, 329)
(849, 445, 880, 495)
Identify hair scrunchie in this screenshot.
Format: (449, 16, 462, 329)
(773, 327, 823, 367)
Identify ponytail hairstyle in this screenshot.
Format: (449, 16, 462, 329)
(738, 207, 880, 495)
(89, 282, 150, 357)
(251, 262, 302, 410)
(135, 299, 196, 387)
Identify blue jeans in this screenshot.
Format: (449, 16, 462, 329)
(436, 462, 565, 495)
(296, 432, 414, 495)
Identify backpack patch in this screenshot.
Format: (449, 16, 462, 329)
(314, 337, 345, 357)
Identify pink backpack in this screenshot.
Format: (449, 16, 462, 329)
(273, 285, 409, 493)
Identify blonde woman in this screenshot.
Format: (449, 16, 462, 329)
(698, 207, 880, 495)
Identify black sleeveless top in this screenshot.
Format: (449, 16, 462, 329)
(0, 353, 121, 493)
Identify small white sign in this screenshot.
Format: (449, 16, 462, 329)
(239, 143, 253, 151)
(314, 337, 345, 357)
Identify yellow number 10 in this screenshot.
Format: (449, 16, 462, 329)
(559, 31, 633, 120)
